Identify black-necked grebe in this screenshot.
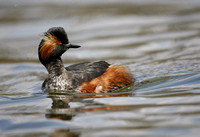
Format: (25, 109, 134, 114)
(38, 27, 134, 93)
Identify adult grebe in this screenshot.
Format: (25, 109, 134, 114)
(38, 27, 134, 93)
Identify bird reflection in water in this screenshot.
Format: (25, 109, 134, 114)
(45, 94, 79, 120)
(45, 92, 133, 136)
(46, 92, 132, 120)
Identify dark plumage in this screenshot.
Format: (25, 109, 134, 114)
(38, 27, 134, 92)
(45, 27, 69, 44)
(66, 61, 110, 88)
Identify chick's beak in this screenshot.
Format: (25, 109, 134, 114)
(65, 43, 81, 49)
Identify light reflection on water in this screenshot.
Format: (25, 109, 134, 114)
(0, 0, 200, 137)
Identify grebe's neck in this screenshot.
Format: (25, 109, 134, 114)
(45, 58, 67, 76)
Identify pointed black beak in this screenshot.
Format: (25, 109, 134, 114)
(65, 43, 81, 49)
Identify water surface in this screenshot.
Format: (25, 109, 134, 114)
(0, 0, 200, 137)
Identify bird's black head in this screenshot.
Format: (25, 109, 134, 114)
(38, 27, 81, 66)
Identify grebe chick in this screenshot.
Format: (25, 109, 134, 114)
(38, 27, 134, 93)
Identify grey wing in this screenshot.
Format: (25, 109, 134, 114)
(65, 61, 110, 88)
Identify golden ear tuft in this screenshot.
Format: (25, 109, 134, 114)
(40, 34, 59, 60)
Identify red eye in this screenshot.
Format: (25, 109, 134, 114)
(57, 41, 62, 45)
